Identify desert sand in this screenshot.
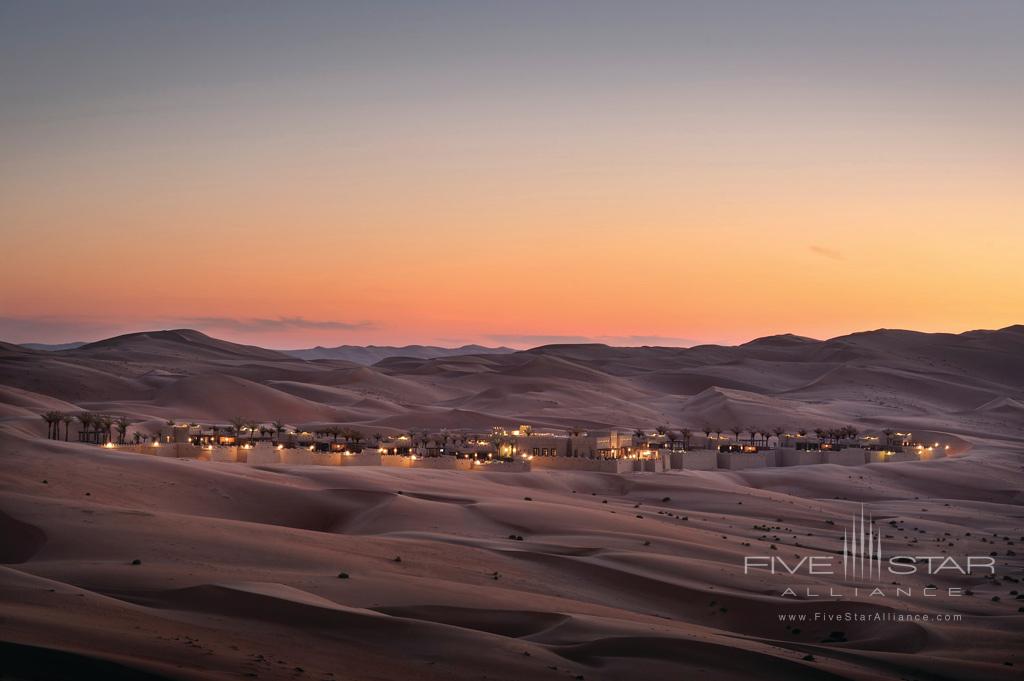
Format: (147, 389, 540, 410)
(1, 326, 1022, 680)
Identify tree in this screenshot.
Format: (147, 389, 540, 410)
(40, 411, 57, 439)
(655, 425, 668, 436)
(666, 430, 680, 450)
(680, 428, 692, 449)
(115, 417, 130, 444)
(61, 413, 73, 441)
(771, 426, 785, 448)
(76, 412, 94, 441)
(99, 415, 114, 443)
(272, 421, 286, 442)
(229, 417, 247, 442)
(633, 428, 646, 442)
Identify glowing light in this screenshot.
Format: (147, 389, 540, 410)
(103, 442, 115, 449)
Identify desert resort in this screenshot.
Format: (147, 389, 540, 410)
(39, 412, 952, 473)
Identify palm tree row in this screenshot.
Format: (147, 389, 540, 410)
(40, 411, 128, 443)
(626, 424, 871, 449)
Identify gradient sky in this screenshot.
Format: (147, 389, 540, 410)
(2, 1, 1021, 348)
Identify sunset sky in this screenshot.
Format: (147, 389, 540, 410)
(2, 1, 1021, 348)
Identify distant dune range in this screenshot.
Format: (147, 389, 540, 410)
(1, 326, 1023, 680)
(2, 326, 1023, 434)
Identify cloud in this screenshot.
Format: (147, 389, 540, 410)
(179, 317, 373, 332)
(0, 315, 373, 344)
(486, 334, 697, 348)
(809, 244, 844, 261)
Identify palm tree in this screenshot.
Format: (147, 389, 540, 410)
(94, 415, 112, 443)
(229, 417, 247, 442)
(350, 430, 365, 446)
(655, 425, 668, 436)
(272, 421, 285, 442)
(666, 430, 680, 450)
(771, 426, 785, 448)
(115, 417, 130, 444)
(845, 426, 859, 443)
(328, 426, 341, 443)
(40, 411, 56, 439)
(797, 428, 807, 440)
(489, 433, 506, 458)
(679, 428, 692, 449)
(76, 412, 94, 441)
(372, 432, 383, 445)
(702, 425, 713, 448)
(633, 428, 646, 442)
(61, 413, 73, 441)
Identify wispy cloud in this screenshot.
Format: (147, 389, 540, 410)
(0, 315, 373, 344)
(486, 334, 696, 348)
(809, 244, 844, 261)
(179, 317, 373, 332)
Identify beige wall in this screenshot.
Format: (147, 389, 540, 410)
(779, 450, 822, 467)
(670, 451, 718, 470)
(717, 451, 775, 469)
(530, 457, 632, 473)
(821, 449, 867, 466)
(515, 435, 567, 457)
(867, 450, 920, 463)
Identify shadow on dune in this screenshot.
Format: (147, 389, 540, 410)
(375, 604, 570, 638)
(0, 510, 47, 563)
(0, 640, 175, 681)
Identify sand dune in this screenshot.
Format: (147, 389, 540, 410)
(1, 326, 1022, 679)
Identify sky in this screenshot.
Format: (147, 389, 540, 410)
(1, 1, 1021, 349)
